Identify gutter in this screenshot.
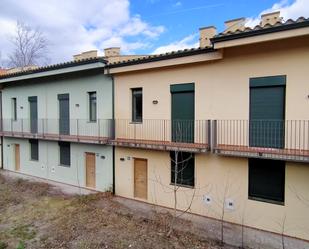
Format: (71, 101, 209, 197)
(108, 47, 216, 69)
(0, 58, 107, 84)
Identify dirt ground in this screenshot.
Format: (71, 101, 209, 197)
(0, 174, 226, 249)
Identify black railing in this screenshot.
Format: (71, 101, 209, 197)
(0, 118, 211, 151)
(213, 120, 309, 162)
(1, 119, 113, 143)
(114, 119, 211, 151)
(1, 118, 308, 161)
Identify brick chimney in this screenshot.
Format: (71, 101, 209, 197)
(73, 50, 98, 61)
(260, 11, 282, 26)
(224, 17, 246, 33)
(199, 26, 217, 48)
(104, 47, 121, 57)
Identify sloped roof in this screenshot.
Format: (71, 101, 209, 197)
(212, 17, 309, 42)
(108, 47, 215, 68)
(1, 16, 308, 76)
(0, 57, 107, 80)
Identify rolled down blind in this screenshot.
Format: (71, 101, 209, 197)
(170, 151, 195, 187)
(28, 96, 38, 134)
(249, 76, 286, 148)
(29, 139, 38, 160)
(249, 158, 285, 203)
(59, 142, 71, 166)
(58, 94, 70, 135)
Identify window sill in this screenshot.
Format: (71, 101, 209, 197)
(29, 159, 39, 162)
(248, 196, 284, 206)
(170, 182, 195, 189)
(58, 164, 71, 168)
(130, 121, 143, 124)
(87, 120, 97, 124)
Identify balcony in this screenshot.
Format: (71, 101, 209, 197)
(113, 119, 211, 153)
(0, 119, 113, 144)
(213, 120, 309, 162)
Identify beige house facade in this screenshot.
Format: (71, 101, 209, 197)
(0, 10, 308, 249)
(110, 13, 309, 247)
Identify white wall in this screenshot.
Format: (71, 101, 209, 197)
(1, 70, 114, 191)
(2, 72, 113, 121)
(3, 137, 113, 191)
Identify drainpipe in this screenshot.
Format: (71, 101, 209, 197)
(110, 69, 116, 195)
(0, 90, 3, 169)
(105, 65, 115, 195)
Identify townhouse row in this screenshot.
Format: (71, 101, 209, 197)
(0, 11, 308, 248)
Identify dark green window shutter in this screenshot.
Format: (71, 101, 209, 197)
(89, 92, 97, 122)
(12, 98, 17, 121)
(29, 139, 39, 161)
(171, 152, 195, 187)
(249, 76, 285, 148)
(171, 83, 194, 143)
(132, 88, 143, 122)
(249, 158, 285, 203)
(170, 83, 194, 93)
(59, 142, 71, 166)
(58, 94, 70, 135)
(28, 96, 38, 134)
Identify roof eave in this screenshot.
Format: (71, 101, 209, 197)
(108, 47, 215, 69)
(0, 60, 106, 84)
(211, 20, 309, 43)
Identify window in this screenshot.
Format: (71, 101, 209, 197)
(29, 139, 39, 161)
(88, 92, 97, 122)
(249, 158, 285, 204)
(171, 152, 195, 187)
(59, 142, 71, 166)
(132, 88, 142, 122)
(12, 98, 17, 120)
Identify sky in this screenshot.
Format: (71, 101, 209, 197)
(0, 0, 309, 65)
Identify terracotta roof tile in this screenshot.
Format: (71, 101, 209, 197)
(214, 17, 309, 39)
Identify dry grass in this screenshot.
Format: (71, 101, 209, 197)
(0, 173, 225, 249)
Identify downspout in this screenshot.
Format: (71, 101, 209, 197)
(111, 71, 116, 195)
(105, 65, 115, 195)
(0, 90, 3, 169)
(111, 76, 116, 195)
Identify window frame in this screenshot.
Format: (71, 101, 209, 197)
(88, 91, 97, 122)
(58, 142, 71, 167)
(29, 139, 39, 161)
(248, 158, 285, 205)
(170, 152, 195, 188)
(12, 97, 17, 121)
(131, 88, 143, 123)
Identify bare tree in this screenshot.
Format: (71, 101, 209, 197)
(8, 21, 49, 69)
(167, 149, 196, 236)
(0, 51, 4, 68)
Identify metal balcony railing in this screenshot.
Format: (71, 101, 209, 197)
(213, 120, 309, 162)
(0, 119, 114, 144)
(2, 118, 308, 161)
(113, 119, 211, 152)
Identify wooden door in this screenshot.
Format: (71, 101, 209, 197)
(15, 144, 20, 171)
(134, 158, 147, 199)
(85, 153, 96, 188)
